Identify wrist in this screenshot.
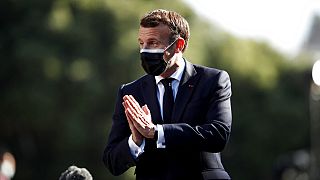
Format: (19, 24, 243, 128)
(147, 125, 157, 139)
(133, 136, 143, 146)
(153, 127, 158, 141)
(152, 125, 158, 141)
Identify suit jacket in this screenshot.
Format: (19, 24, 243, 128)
(103, 60, 232, 180)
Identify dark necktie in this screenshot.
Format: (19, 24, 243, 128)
(161, 78, 174, 123)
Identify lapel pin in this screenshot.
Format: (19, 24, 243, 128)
(188, 84, 194, 88)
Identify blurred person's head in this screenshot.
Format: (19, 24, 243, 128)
(0, 148, 16, 180)
(59, 165, 92, 180)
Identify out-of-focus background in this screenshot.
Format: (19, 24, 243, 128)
(0, 0, 319, 179)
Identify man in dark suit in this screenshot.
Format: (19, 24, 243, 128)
(103, 9, 232, 180)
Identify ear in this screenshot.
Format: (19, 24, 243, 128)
(175, 37, 185, 53)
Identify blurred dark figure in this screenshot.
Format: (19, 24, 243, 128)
(273, 149, 309, 180)
(59, 165, 93, 180)
(0, 148, 16, 180)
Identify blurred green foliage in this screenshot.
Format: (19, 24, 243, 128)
(0, 0, 313, 179)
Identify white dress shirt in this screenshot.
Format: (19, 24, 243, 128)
(128, 57, 186, 159)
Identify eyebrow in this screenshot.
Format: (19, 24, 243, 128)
(138, 37, 161, 42)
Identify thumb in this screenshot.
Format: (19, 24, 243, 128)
(142, 105, 150, 115)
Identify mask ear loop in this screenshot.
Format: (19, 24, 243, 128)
(164, 38, 179, 52)
(163, 37, 179, 61)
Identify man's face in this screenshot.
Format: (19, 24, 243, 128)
(138, 23, 171, 50)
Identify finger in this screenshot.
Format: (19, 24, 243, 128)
(125, 100, 148, 126)
(126, 113, 134, 129)
(124, 95, 139, 110)
(131, 118, 146, 134)
(126, 107, 142, 126)
(142, 105, 153, 124)
(131, 118, 153, 138)
(125, 110, 130, 121)
(139, 116, 149, 126)
(125, 100, 141, 120)
(127, 108, 147, 127)
(126, 108, 137, 120)
(124, 108, 133, 120)
(123, 95, 130, 101)
(142, 105, 150, 115)
(125, 96, 149, 126)
(127, 117, 142, 138)
(127, 95, 144, 114)
(123, 96, 129, 108)
(125, 110, 138, 134)
(123, 100, 132, 113)
(126, 96, 148, 123)
(122, 102, 128, 110)
(123, 100, 131, 111)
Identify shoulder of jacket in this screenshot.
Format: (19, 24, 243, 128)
(193, 64, 222, 75)
(120, 74, 149, 89)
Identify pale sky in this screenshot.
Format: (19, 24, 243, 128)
(183, 0, 320, 56)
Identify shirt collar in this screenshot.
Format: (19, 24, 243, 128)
(155, 57, 185, 84)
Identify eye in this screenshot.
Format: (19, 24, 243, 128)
(149, 40, 159, 48)
(139, 39, 161, 49)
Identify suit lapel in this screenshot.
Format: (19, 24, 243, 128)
(141, 75, 163, 124)
(172, 60, 199, 123)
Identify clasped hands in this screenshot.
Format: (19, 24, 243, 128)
(122, 95, 156, 146)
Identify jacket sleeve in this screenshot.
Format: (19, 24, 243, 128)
(163, 70, 232, 152)
(102, 85, 136, 176)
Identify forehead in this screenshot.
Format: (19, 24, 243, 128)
(138, 23, 170, 42)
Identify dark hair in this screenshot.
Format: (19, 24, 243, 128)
(140, 9, 190, 52)
(59, 166, 92, 180)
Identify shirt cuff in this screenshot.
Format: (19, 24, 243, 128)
(156, 124, 166, 148)
(128, 135, 145, 159)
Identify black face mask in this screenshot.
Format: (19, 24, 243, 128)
(140, 39, 177, 76)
